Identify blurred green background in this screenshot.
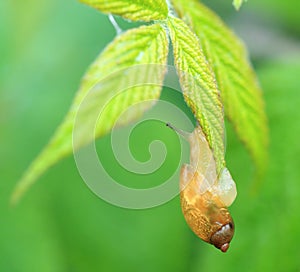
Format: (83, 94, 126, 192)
(1, 0, 300, 271)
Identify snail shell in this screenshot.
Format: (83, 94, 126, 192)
(179, 127, 237, 252)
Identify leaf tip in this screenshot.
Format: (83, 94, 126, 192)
(10, 187, 22, 207)
(9, 164, 41, 207)
(10, 163, 34, 206)
(233, 0, 243, 10)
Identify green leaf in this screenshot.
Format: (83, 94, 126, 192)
(12, 23, 168, 204)
(233, 0, 244, 10)
(80, 0, 169, 22)
(167, 16, 225, 173)
(171, 0, 268, 177)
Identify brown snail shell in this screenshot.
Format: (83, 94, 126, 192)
(174, 125, 237, 252)
(180, 167, 234, 252)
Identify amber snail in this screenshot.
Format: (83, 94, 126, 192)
(167, 123, 237, 252)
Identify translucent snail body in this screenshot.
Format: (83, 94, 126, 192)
(168, 124, 237, 252)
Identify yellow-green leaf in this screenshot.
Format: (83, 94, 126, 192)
(167, 16, 225, 173)
(171, 0, 268, 177)
(233, 0, 244, 10)
(12, 24, 168, 204)
(80, 0, 168, 22)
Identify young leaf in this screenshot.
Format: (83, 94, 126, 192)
(80, 0, 169, 22)
(233, 0, 244, 10)
(167, 16, 225, 173)
(171, 0, 268, 177)
(12, 24, 168, 204)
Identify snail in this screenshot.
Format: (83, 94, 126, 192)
(167, 123, 237, 252)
